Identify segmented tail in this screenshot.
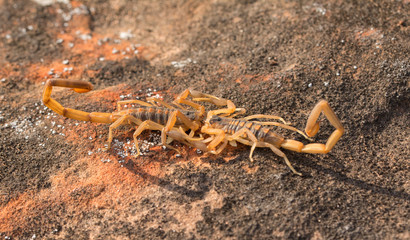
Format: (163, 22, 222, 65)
(42, 79, 113, 123)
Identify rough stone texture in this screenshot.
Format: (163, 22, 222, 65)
(0, 0, 408, 239)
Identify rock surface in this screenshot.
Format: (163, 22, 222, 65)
(0, 0, 408, 239)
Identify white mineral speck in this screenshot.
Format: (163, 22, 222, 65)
(79, 34, 92, 41)
(119, 31, 134, 39)
(62, 59, 69, 65)
(308, 83, 312, 88)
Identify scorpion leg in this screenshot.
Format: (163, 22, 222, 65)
(219, 108, 246, 118)
(243, 114, 289, 125)
(160, 110, 202, 154)
(164, 110, 199, 134)
(256, 141, 302, 176)
(230, 128, 302, 176)
(247, 121, 312, 140)
(173, 89, 205, 112)
(166, 128, 209, 152)
(117, 100, 153, 110)
(133, 120, 168, 155)
(188, 89, 232, 106)
(200, 124, 227, 150)
(146, 97, 176, 109)
(106, 115, 142, 150)
(226, 128, 259, 162)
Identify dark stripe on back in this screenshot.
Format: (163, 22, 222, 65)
(224, 118, 271, 141)
(154, 108, 161, 124)
(254, 124, 268, 140)
(234, 119, 246, 133)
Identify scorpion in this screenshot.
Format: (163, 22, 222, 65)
(174, 100, 344, 175)
(42, 79, 239, 155)
(43, 79, 344, 175)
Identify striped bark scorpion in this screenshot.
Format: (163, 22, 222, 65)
(42, 79, 238, 155)
(175, 100, 344, 176)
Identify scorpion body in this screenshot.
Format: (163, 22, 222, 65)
(42, 79, 213, 155)
(197, 100, 344, 175)
(209, 116, 285, 148)
(113, 106, 201, 127)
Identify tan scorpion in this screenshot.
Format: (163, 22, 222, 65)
(42, 79, 238, 155)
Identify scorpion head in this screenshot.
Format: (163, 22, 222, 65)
(185, 111, 198, 121)
(209, 115, 224, 127)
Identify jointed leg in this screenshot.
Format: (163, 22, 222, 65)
(166, 129, 209, 152)
(161, 109, 203, 152)
(146, 97, 176, 109)
(164, 110, 200, 133)
(133, 120, 168, 155)
(243, 114, 289, 125)
(106, 115, 142, 149)
(220, 108, 246, 118)
(181, 89, 230, 106)
(248, 121, 312, 140)
(227, 128, 258, 161)
(228, 134, 302, 175)
(257, 141, 301, 176)
(173, 89, 206, 114)
(117, 100, 153, 110)
(200, 124, 227, 150)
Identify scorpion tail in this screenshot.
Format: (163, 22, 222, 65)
(42, 79, 113, 123)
